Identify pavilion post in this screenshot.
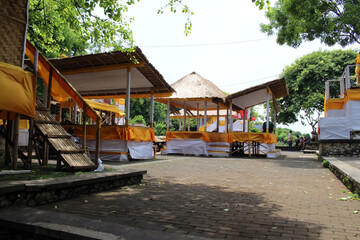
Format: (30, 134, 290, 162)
(183, 102, 187, 131)
(82, 105, 87, 151)
(179, 119, 182, 130)
(12, 114, 20, 170)
(188, 116, 190, 131)
(46, 68, 53, 110)
(243, 108, 246, 132)
(229, 102, 233, 132)
(204, 101, 207, 132)
(216, 103, 220, 132)
(196, 103, 199, 131)
(73, 102, 77, 124)
(150, 90, 154, 128)
(266, 89, 271, 133)
(95, 117, 101, 165)
(28, 49, 39, 165)
(225, 108, 229, 133)
(273, 106, 277, 133)
(167, 100, 170, 131)
(125, 67, 131, 125)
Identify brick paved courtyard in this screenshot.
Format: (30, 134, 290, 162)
(38, 152, 360, 239)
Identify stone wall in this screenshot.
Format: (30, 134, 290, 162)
(319, 140, 360, 156)
(0, 174, 144, 208)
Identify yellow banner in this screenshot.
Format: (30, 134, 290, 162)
(0, 62, 35, 119)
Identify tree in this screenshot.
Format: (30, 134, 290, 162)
(260, 0, 360, 47)
(277, 49, 358, 134)
(28, 0, 136, 58)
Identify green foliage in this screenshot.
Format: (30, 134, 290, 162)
(154, 122, 166, 136)
(28, 0, 136, 58)
(157, 0, 194, 35)
(261, 0, 360, 47)
(129, 115, 146, 125)
(275, 127, 302, 144)
(249, 127, 261, 132)
(278, 49, 358, 132)
(252, 0, 271, 10)
(322, 160, 330, 168)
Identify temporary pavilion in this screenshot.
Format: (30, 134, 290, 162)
(319, 55, 360, 156)
(157, 72, 240, 157)
(48, 49, 174, 161)
(159, 76, 288, 158)
(227, 78, 288, 157)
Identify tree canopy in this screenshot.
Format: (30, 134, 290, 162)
(261, 0, 360, 47)
(277, 49, 358, 133)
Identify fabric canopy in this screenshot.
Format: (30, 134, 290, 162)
(166, 131, 277, 144)
(60, 99, 124, 116)
(0, 62, 35, 119)
(63, 125, 155, 142)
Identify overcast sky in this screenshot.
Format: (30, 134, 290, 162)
(126, 0, 357, 133)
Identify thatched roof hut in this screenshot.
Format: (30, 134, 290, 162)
(157, 72, 231, 111)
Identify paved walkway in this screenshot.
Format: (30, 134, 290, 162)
(36, 152, 360, 239)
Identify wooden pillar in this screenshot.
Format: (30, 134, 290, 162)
(243, 108, 246, 132)
(27, 49, 38, 166)
(95, 117, 101, 165)
(179, 119, 182, 131)
(183, 102, 187, 131)
(46, 68, 53, 110)
(5, 118, 12, 165)
(188, 116, 190, 131)
(225, 108, 229, 133)
(125, 67, 131, 125)
(216, 103, 220, 133)
(82, 105, 87, 151)
(12, 114, 20, 170)
(266, 90, 270, 133)
(196, 103, 199, 131)
(204, 101, 207, 132)
(73, 102, 78, 124)
(150, 90, 154, 128)
(167, 100, 170, 131)
(229, 102, 233, 132)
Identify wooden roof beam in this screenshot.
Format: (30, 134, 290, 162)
(61, 62, 146, 75)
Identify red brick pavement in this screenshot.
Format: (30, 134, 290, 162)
(37, 152, 360, 239)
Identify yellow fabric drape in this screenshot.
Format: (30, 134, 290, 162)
(63, 125, 155, 142)
(166, 131, 277, 144)
(344, 88, 360, 103)
(60, 99, 124, 116)
(356, 53, 360, 85)
(0, 119, 28, 129)
(325, 98, 344, 110)
(0, 62, 35, 119)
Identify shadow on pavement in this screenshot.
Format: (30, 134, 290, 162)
(38, 176, 324, 239)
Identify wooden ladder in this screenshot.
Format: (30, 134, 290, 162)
(34, 100, 96, 171)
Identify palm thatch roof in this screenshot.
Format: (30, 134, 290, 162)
(170, 109, 239, 119)
(157, 72, 230, 111)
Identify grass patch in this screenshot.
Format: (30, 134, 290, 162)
(0, 165, 116, 182)
(322, 159, 330, 168)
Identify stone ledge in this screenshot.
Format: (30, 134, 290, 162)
(0, 170, 147, 208)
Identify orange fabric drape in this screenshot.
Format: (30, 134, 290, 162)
(166, 131, 277, 144)
(0, 62, 35, 118)
(63, 125, 155, 142)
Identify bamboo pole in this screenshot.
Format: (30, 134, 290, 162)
(95, 117, 101, 165)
